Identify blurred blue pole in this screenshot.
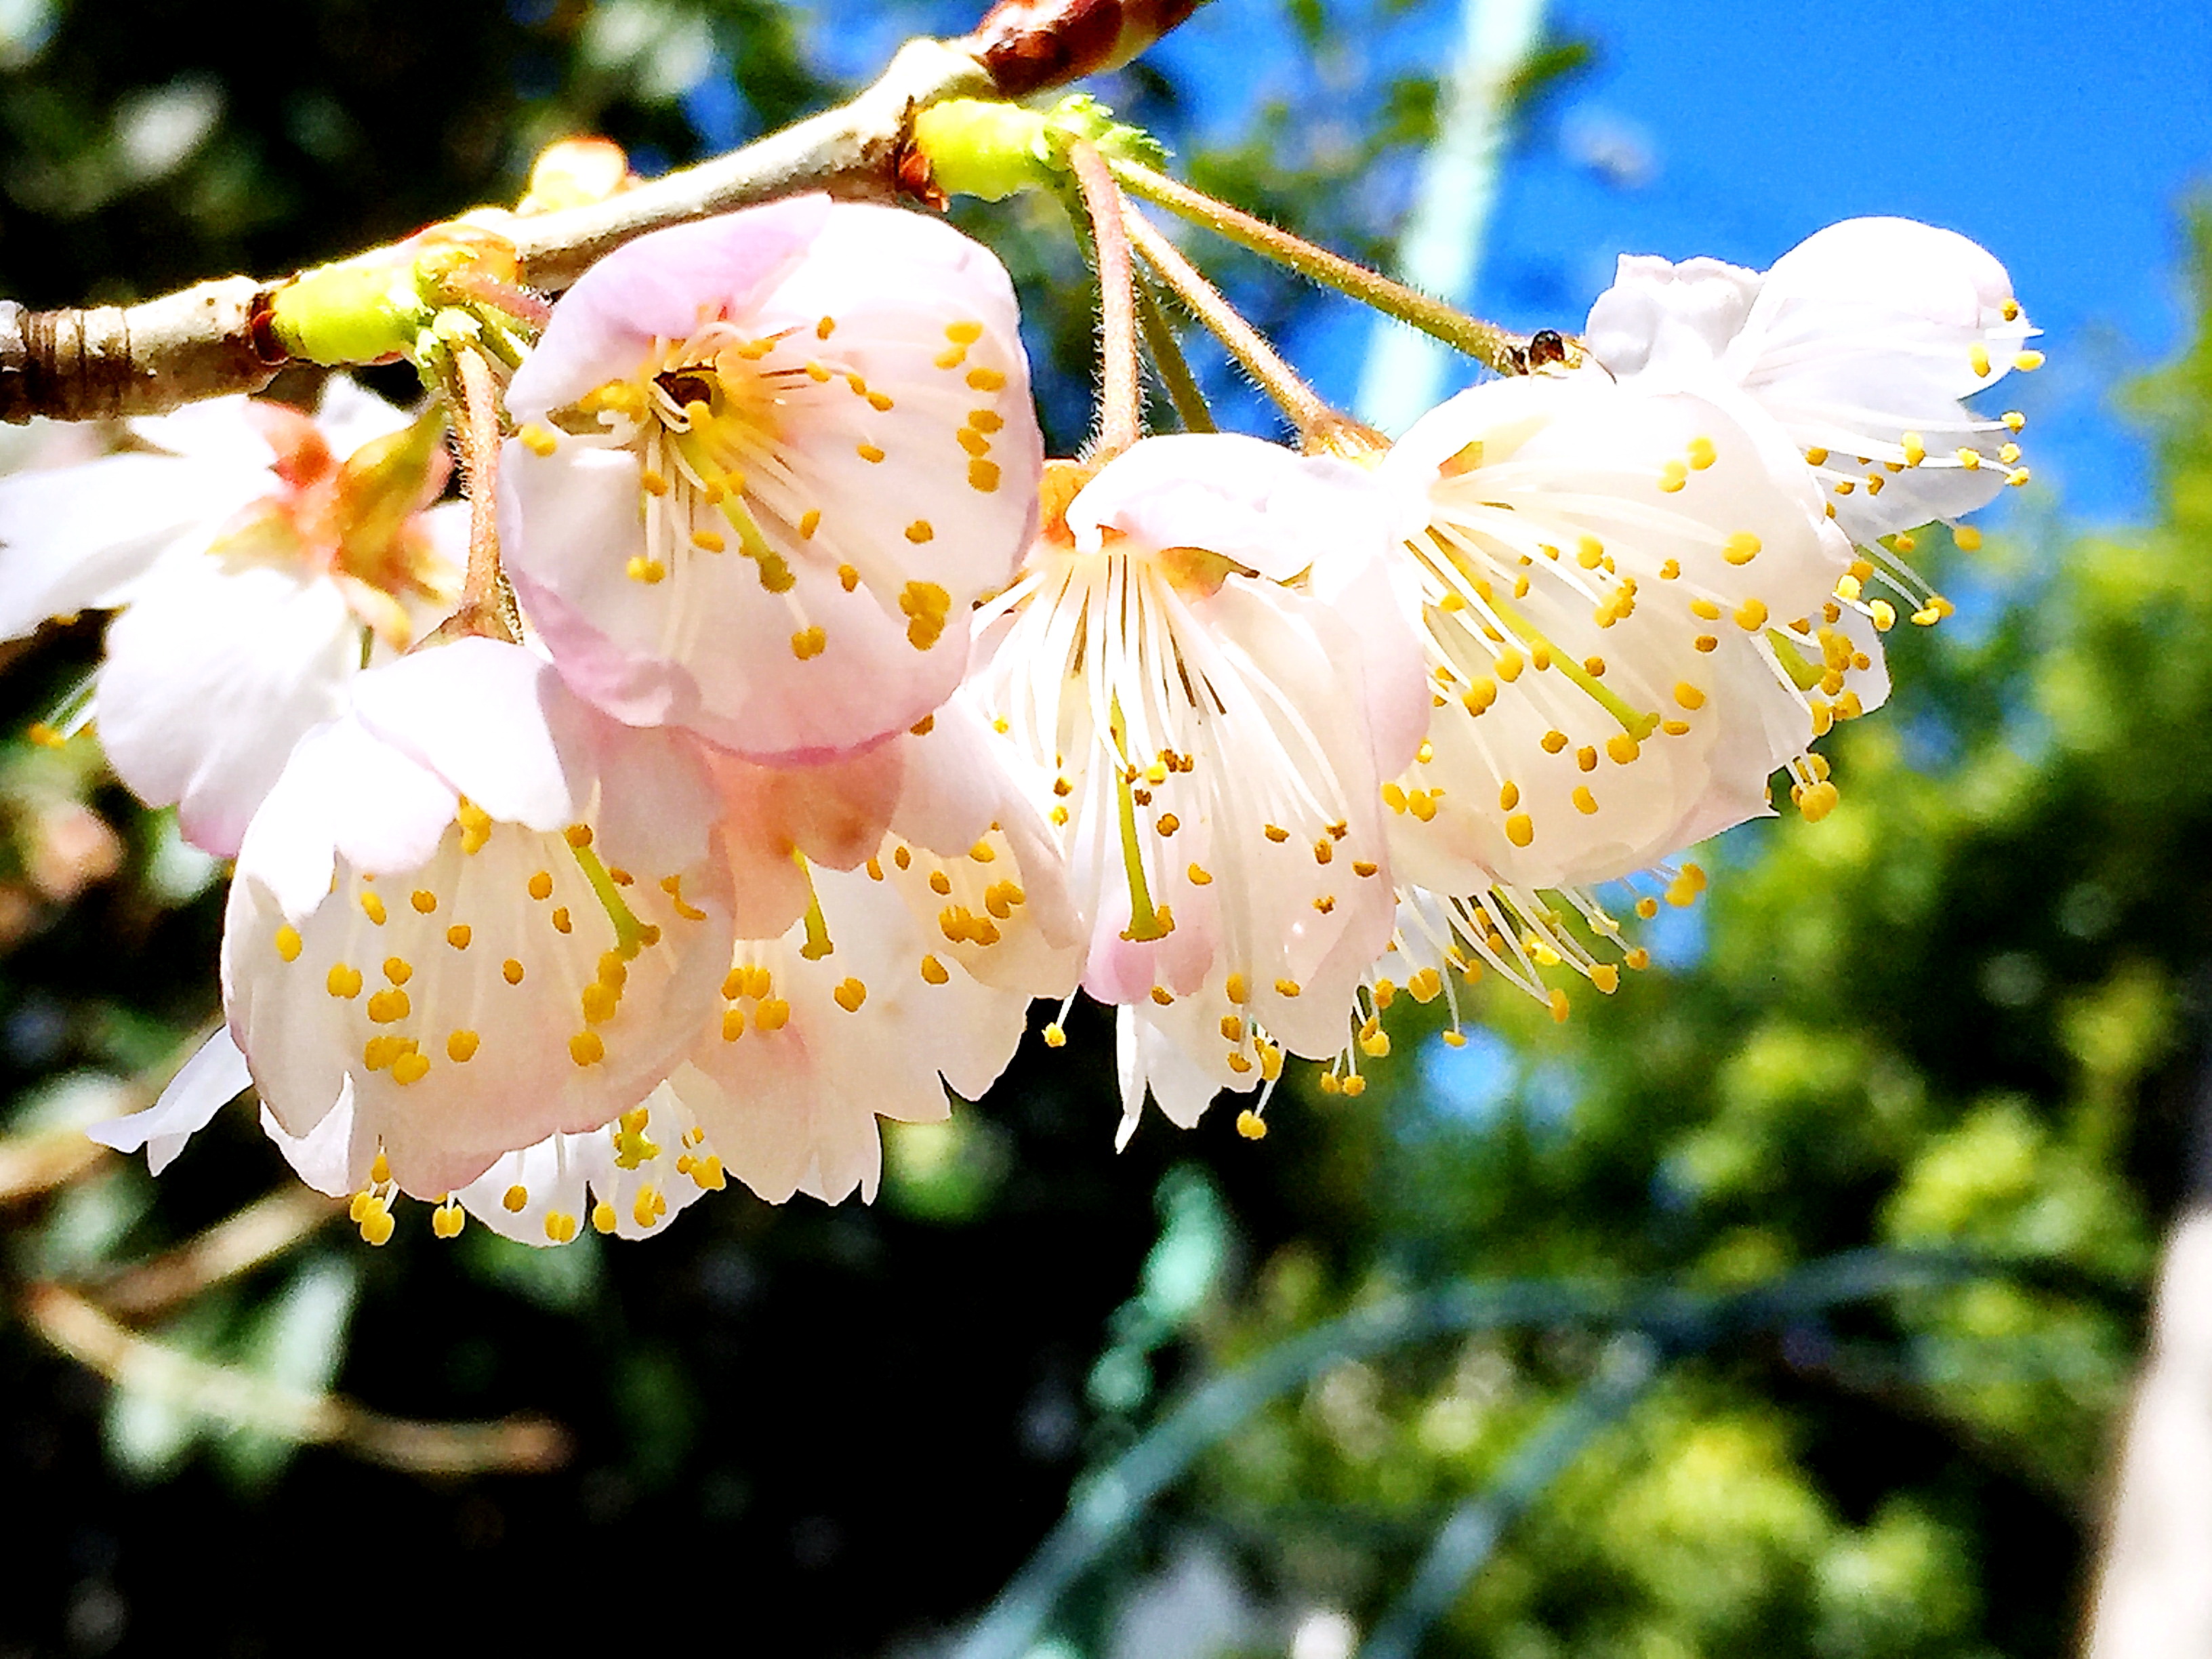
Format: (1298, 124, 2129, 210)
(1354, 0, 1547, 435)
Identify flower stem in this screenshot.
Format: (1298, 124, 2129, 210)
(1126, 208, 1339, 440)
(1067, 139, 1144, 459)
(1134, 280, 1216, 434)
(1109, 155, 1528, 375)
(444, 343, 521, 645)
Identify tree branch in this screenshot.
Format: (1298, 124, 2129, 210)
(22, 1282, 570, 1476)
(1, 9, 1193, 426)
(89, 1188, 342, 1323)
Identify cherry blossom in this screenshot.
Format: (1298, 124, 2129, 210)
(216, 638, 738, 1207)
(0, 380, 461, 855)
(1584, 216, 2038, 596)
(969, 434, 1427, 1143)
(500, 197, 1044, 765)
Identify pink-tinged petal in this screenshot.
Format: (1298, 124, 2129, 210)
(97, 559, 359, 857)
(233, 716, 457, 924)
(507, 195, 834, 420)
(350, 637, 581, 832)
(679, 865, 1021, 1206)
(86, 1027, 252, 1174)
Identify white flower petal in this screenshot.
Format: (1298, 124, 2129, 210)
(85, 1026, 251, 1174)
(97, 557, 359, 857)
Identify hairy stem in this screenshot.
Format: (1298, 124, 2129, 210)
(439, 344, 521, 646)
(1068, 141, 1144, 457)
(1110, 156, 1529, 375)
(1126, 209, 1342, 441)
(1135, 281, 1215, 433)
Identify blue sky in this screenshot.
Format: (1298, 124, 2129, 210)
(804, 1, 2212, 521)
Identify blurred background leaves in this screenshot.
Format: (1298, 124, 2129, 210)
(0, 1, 2205, 1655)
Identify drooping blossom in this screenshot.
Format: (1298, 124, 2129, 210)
(1361, 369, 1883, 1016)
(197, 638, 737, 1221)
(670, 693, 1081, 1206)
(0, 380, 461, 856)
(369, 694, 1082, 1240)
(969, 434, 1428, 1143)
(501, 197, 1045, 765)
(1584, 216, 2038, 607)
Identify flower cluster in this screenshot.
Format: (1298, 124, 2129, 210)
(33, 193, 2034, 1244)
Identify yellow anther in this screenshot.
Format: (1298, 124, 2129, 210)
(1723, 532, 1761, 566)
(1686, 435, 1717, 470)
(754, 998, 791, 1031)
(1461, 678, 1497, 716)
(833, 977, 868, 1012)
(382, 957, 412, 987)
(1673, 681, 1706, 710)
(919, 954, 951, 986)
(691, 529, 726, 553)
(857, 441, 886, 464)
(1572, 785, 1599, 815)
(1498, 781, 1520, 811)
(518, 424, 558, 457)
(360, 890, 386, 925)
(1576, 745, 1597, 771)
(966, 367, 1007, 392)
(969, 457, 1002, 493)
(367, 989, 410, 1024)
(327, 963, 363, 999)
(503, 958, 525, 985)
(1548, 987, 1570, 1023)
(1494, 647, 1525, 682)
(502, 1184, 529, 1214)
(1274, 978, 1302, 998)
(432, 1204, 466, 1240)
(792, 626, 828, 660)
(1969, 343, 1991, 377)
(1658, 459, 1688, 493)
(1606, 734, 1640, 764)
(904, 519, 935, 544)
(544, 1212, 579, 1244)
(581, 982, 619, 1025)
(1504, 813, 1534, 847)
(1734, 598, 1768, 630)
(1956, 447, 1982, 470)
(550, 906, 572, 934)
(2003, 410, 2026, 432)
(2014, 350, 2045, 371)
(447, 1030, 480, 1063)
(1235, 1109, 1269, 1141)
(626, 556, 668, 584)
(798, 508, 823, 538)
(1187, 863, 1214, 886)
(569, 1031, 605, 1066)
(1225, 972, 1249, 1005)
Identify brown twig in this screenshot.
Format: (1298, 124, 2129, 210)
(1067, 142, 1143, 458)
(22, 1282, 571, 1476)
(89, 1188, 342, 1322)
(0, 1125, 108, 1206)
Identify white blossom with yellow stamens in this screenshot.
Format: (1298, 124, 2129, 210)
(1374, 370, 1870, 918)
(216, 638, 738, 1208)
(501, 196, 1044, 765)
(672, 693, 1082, 1206)
(1585, 216, 2037, 609)
(969, 434, 1429, 1144)
(0, 380, 461, 855)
